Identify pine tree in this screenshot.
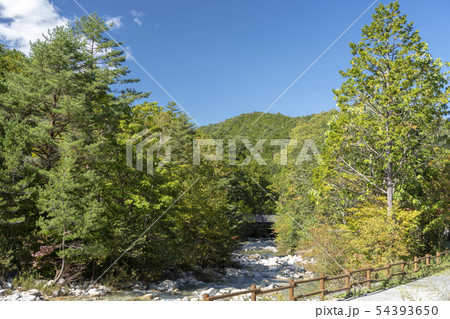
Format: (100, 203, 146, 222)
(37, 142, 105, 281)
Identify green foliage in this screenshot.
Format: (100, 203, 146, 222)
(317, 0, 449, 217)
(273, 111, 335, 248)
(302, 202, 421, 274)
(313, 1, 449, 250)
(275, 1, 449, 273)
(201, 111, 301, 163)
(0, 14, 240, 283)
(37, 143, 106, 280)
(201, 112, 303, 221)
(0, 2, 448, 286)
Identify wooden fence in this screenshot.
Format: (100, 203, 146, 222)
(203, 249, 449, 301)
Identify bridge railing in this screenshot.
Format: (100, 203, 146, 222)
(203, 249, 449, 301)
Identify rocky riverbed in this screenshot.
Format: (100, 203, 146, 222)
(0, 238, 314, 301)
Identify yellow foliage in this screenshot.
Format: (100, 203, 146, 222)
(302, 202, 421, 274)
(342, 202, 420, 268)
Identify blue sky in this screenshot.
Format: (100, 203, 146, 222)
(1, 0, 450, 126)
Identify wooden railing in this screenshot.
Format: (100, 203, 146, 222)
(203, 249, 449, 301)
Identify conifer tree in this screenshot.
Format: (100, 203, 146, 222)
(318, 1, 449, 218)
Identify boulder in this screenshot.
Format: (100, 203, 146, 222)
(219, 288, 234, 294)
(97, 285, 111, 293)
(87, 288, 103, 297)
(248, 254, 261, 261)
(24, 289, 40, 296)
(51, 289, 61, 297)
(192, 267, 220, 282)
(200, 287, 217, 297)
(69, 288, 83, 296)
(4, 292, 20, 301)
(21, 294, 38, 301)
(157, 280, 179, 293)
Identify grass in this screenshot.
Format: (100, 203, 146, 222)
(11, 270, 58, 296)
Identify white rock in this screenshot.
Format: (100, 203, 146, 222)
(97, 285, 111, 293)
(200, 287, 216, 297)
(248, 254, 261, 261)
(51, 289, 61, 297)
(5, 292, 20, 301)
(87, 288, 103, 297)
(157, 280, 178, 292)
(70, 288, 83, 296)
(24, 289, 40, 296)
(21, 294, 38, 301)
(219, 288, 233, 294)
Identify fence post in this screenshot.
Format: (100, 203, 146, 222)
(203, 294, 209, 301)
(414, 257, 418, 272)
(319, 273, 325, 301)
(436, 252, 440, 264)
(251, 284, 257, 301)
(366, 269, 371, 290)
(426, 254, 430, 267)
(289, 279, 295, 301)
(400, 261, 405, 273)
(345, 270, 350, 295)
(385, 263, 390, 280)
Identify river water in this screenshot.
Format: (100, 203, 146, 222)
(55, 237, 316, 301)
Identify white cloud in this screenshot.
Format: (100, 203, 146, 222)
(0, 0, 68, 54)
(133, 17, 142, 26)
(105, 16, 122, 29)
(130, 9, 144, 26)
(130, 10, 144, 17)
(123, 45, 133, 61)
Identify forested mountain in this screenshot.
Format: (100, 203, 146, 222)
(200, 111, 334, 220)
(202, 112, 301, 139)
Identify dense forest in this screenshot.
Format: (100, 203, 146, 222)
(0, 1, 449, 287)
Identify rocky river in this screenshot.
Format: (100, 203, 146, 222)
(0, 238, 315, 301)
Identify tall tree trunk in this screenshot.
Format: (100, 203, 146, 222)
(54, 224, 66, 283)
(386, 161, 394, 217)
(385, 110, 394, 218)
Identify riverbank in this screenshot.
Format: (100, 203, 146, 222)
(0, 238, 314, 301)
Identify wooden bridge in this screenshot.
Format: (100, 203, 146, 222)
(244, 215, 278, 237)
(248, 214, 278, 223)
